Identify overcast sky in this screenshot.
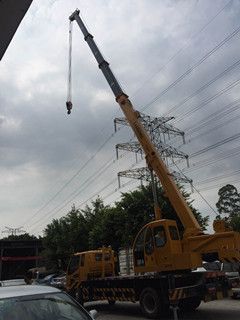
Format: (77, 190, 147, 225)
(1, 0, 240, 236)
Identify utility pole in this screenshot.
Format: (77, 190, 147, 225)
(115, 112, 192, 219)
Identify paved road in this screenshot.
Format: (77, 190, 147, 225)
(85, 299, 240, 320)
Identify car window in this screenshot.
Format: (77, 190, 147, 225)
(95, 253, 102, 261)
(68, 255, 80, 273)
(169, 226, 179, 240)
(0, 292, 91, 320)
(153, 225, 166, 247)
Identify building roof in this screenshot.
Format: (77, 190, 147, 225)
(0, 0, 33, 60)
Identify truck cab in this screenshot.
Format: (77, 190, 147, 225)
(66, 247, 115, 292)
(133, 219, 201, 273)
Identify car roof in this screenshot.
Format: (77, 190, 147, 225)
(0, 285, 61, 299)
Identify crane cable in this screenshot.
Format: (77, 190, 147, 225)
(66, 20, 73, 114)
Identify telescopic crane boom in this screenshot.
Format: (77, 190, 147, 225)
(69, 9, 201, 238)
(69, 9, 240, 273)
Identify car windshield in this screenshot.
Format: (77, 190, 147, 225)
(0, 292, 91, 320)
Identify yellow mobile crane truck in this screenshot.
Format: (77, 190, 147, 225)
(66, 9, 240, 318)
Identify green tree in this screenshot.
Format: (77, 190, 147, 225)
(43, 183, 208, 266)
(216, 184, 240, 217)
(115, 183, 208, 246)
(1, 233, 38, 241)
(43, 205, 88, 269)
(216, 184, 240, 231)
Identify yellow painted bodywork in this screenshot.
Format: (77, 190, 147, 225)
(70, 11, 240, 279)
(66, 247, 115, 292)
(133, 219, 240, 274)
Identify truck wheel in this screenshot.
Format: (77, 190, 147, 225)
(179, 296, 201, 312)
(140, 288, 167, 319)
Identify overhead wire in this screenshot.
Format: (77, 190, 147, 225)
(190, 132, 240, 158)
(174, 77, 240, 123)
(165, 58, 240, 117)
(28, 1, 237, 233)
(140, 22, 240, 112)
(173, 160, 218, 215)
(22, 130, 119, 227)
(131, 0, 232, 100)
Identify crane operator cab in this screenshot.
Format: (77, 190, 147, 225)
(133, 219, 202, 273)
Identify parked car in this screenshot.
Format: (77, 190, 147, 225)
(221, 261, 240, 299)
(201, 260, 240, 299)
(0, 279, 25, 287)
(50, 274, 66, 289)
(34, 273, 57, 285)
(0, 285, 97, 319)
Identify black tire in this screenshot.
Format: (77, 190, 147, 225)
(108, 299, 116, 305)
(179, 296, 201, 312)
(140, 287, 168, 319)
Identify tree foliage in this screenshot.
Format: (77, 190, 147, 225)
(43, 183, 208, 268)
(43, 205, 88, 269)
(216, 184, 240, 231)
(1, 233, 38, 241)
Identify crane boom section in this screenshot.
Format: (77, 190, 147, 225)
(70, 10, 202, 237)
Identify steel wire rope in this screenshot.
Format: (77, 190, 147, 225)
(44, 4, 237, 217)
(26, 132, 138, 230)
(173, 160, 218, 215)
(131, 0, 232, 100)
(186, 101, 240, 135)
(30, 179, 115, 230)
(83, 0, 234, 137)
(170, 106, 240, 149)
(183, 145, 240, 174)
(22, 130, 120, 227)
(27, 12, 136, 229)
(140, 22, 240, 112)
(196, 178, 240, 192)
(195, 168, 240, 185)
(190, 132, 240, 158)
(167, 100, 240, 146)
(173, 78, 240, 123)
(164, 58, 240, 117)
(27, 147, 135, 231)
(103, 179, 140, 206)
(26, 155, 116, 229)
(185, 112, 240, 144)
(74, 159, 144, 211)
(30, 117, 240, 230)
(161, 98, 240, 148)
(27, 3, 233, 232)
(30, 175, 139, 233)
(29, 157, 144, 232)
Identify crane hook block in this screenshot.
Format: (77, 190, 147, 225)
(66, 101, 73, 115)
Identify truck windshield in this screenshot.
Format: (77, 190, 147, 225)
(68, 255, 80, 274)
(0, 292, 91, 320)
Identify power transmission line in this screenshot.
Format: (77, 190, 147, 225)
(131, 0, 232, 100)
(141, 21, 240, 112)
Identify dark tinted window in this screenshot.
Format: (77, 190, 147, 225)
(104, 253, 111, 261)
(153, 225, 166, 247)
(0, 292, 91, 320)
(80, 254, 85, 267)
(169, 226, 179, 240)
(95, 253, 102, 261)
(145, 228, 154, 255)
(134, 229, 145, 266)
(68, 256, 80, 274)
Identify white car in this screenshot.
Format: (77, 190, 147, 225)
(0, 285, 97, 320)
